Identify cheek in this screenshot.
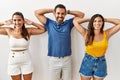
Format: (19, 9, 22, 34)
(101, 23, 103, 26)
(12, 22, 15, 24)
(62, 14, 66, 17)
(93, 23, 96, 26)
(19, 21, 24, 24)
(54, 13, 58, 17)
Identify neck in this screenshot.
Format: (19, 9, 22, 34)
(94, 29, 101, 35)
(14, 28, 22, 33)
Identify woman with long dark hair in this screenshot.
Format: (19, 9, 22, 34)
(0, 12, 45, 80)
(73, 14, 120, 80)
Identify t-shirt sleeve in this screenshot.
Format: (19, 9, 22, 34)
(68, 18, 74, 29)
(44, 18, 51, 30)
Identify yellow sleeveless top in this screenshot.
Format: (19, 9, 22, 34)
(86, 31, 108, 57)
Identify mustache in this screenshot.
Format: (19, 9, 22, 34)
(58, 17, 64, 18)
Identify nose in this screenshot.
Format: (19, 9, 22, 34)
(59, 14, 62, 17)
(15, 21, 19, 24)
(96, 21, 100, 25)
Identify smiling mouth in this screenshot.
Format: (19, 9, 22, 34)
(15, 25, 21, 27)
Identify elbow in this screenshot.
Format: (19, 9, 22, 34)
(42, 27, 46, 33)
(118, 19, 120, 24)
(34, 11, 37, 17)
(34, 10, 39, 17)
(81, 13, 85, 18)
(73, 18, 76, 24)
(73, 17, 79, 26)
(43, 28, 46, 32)
(77, 12, 85, 18)
(74, 17, 80, 23)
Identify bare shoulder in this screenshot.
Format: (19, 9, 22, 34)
(6, 27, 13, 32)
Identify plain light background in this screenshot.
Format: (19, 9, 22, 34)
(0, 0, 120, 80)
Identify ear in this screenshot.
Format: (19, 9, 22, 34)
(66, 10, 68, 15)
(65, 12, 67, 15)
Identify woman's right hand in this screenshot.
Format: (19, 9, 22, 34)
(4, 19, 12, 25)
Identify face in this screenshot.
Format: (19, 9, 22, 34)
(93, 17, 103, 30)
(54, 8, 66, 24)
(12, 15, 24, 29)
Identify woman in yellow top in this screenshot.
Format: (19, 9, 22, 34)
(73, 14, 120, 80)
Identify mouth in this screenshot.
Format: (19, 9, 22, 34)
(58, 17, 63, 19)
(58, 17, 64, 21)
(15, 25, 21, 27)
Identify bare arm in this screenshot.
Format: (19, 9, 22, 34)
(25, 19, 46, 35)
(0, 21, 12, 35)
(67, 10, 85, 18)
(34, 9, 85, 24)
(34, 9, 53, 25)
(0, 27, 8, 35)
(105, 18, 120, 39)
(73, 17, 90, 37)
(0, 22, 4, 26)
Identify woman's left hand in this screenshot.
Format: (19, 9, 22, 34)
(24, 18, 33, 25)
(4, 19, 12, 25)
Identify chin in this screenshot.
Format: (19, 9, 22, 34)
(58, 20, 63, 23)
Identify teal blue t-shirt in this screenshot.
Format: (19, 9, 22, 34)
(45, 18, 74, 57)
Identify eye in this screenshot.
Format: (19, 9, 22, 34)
(98, 20, 102, 22)
(57, 12, 60, 15)
(18, 19, 22, 21)
(94, 20, 96, 22)
(13, 19, 16, 21)
(61, 13, 65, 15)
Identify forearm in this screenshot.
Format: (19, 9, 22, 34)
(31, 22, 45, 31)
(67, 10, 85, 18)
(0, 22, 4, 26)
(35, 9, 53, 15)
(75, 17, 90, 24)
(105, 18, 120, 25)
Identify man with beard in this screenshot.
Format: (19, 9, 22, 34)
(34, 4, 84, 80)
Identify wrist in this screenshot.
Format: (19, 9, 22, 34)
(67, 10, 70, 14)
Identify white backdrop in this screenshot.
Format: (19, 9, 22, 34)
(0, 0, 120, 80)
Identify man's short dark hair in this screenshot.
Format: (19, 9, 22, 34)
(54, 4, 66, 12)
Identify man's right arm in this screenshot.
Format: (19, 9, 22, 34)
(67, 10, 85, 18)
(34, 9, 53, 25)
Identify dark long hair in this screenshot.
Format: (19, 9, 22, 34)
(12, 12, 29, 41)
(85, 14, 104, 46)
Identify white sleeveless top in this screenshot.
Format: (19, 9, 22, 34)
(9, 36, 29, 50)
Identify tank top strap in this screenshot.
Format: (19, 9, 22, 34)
(103, 31, 107, 39)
